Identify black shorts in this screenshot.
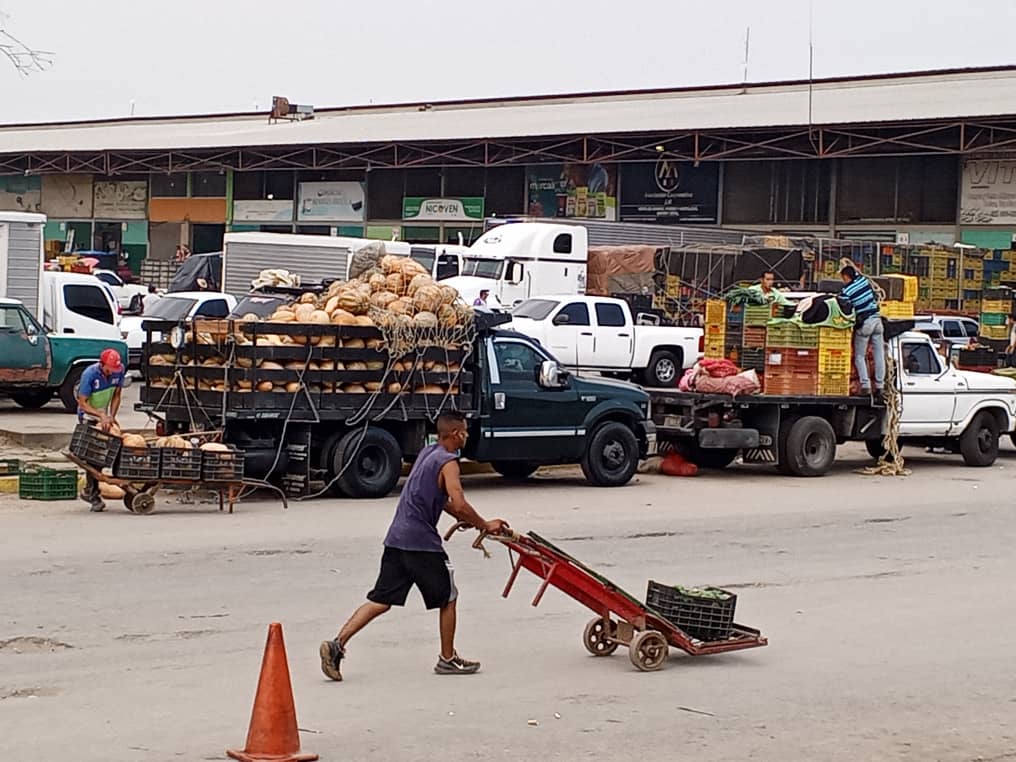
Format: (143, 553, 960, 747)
(367, 547, 458, 610)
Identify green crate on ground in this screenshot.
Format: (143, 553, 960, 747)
(0, 458, 21, 477)
(18, 464, 79, 501)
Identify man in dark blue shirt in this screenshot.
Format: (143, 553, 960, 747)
(319, 412, 508, 681)
(840, 265, 884, 397)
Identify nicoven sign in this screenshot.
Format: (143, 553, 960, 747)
(619, 160, 719, 224)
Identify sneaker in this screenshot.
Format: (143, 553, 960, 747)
(89, 501, 106, 513)
(319, 639, 344, 681)
(434, 652, 480, 675)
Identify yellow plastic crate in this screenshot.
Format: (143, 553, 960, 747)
(885, 274, 919, 303)
(981, 324, 1009, 340)
(881, 301, 915, 318)
(704, 338, 726, 358)
(983, 299, 1013, 314)
(818, 327, 852, 351)
(818, 372, 850, 397)
(705, 299, 727, 326)
(818, 347, 852, 375)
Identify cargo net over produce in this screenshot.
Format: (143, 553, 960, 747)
(145, 243, 477, 427)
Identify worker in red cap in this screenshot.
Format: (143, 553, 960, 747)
(76, 348, 126, 512)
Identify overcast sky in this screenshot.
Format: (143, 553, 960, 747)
(2, 0, 1014, 124)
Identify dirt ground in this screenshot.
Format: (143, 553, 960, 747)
(1, 441, 1014, 761)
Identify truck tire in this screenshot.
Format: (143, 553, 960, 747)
(782, 416, 836, 477)
(645, 350, 682, 387)
(58, 365, 86, 413)
(581, 421, 639, 487)
(329, 427, 403, 499)
(11, 389, 53, 409)
(492, 461, 540, 480)
(959, 411, 999, 467)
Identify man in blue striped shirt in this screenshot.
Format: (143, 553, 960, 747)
(840, 265, 885, 397)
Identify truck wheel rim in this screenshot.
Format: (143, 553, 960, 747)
(602, 441, 626, 470)
(656, 359, 676, 383)
(804, 432, 831, 464)
(977, 428, 994, 453)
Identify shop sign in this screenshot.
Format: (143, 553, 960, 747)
(526, 163, 616, 220)
(297, 181, 365, 222)
(961, 159, 1016, 225)
(402, 197, 484, 222)
(233, 199, 294, 222)
(619, 160, 719, 224)
(93, 180, 148, 219)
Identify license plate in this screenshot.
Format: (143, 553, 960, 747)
(663, 415, 681, 430)
(646, 433, 658, 456)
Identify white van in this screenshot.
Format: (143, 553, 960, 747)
(40, 271, 122, 340)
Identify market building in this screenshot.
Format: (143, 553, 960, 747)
(1, 66, 1016, 272)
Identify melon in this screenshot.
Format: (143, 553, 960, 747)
(407, 273, 432, 296)
(200, 442, 229, 452)
(413, 286, 443, 314)
(368, 273, 387, 293)
(310, 309, 330, 324)
(343, 338, 366, 349)
(256, 381, 273, 392)
(122, 433, 148, 448)
(354, 315, 375, 327)
(285, 382, 301, 393)
(414, 311, 439, 328)
(346, 361, 368, 371)
(416, 384, 445, 395)
(342, 383, 367, 393)
(370, 290, 399, 309)
(99, 483, 125, 500)
(385, 272, 406, 295)
(387, 382, 403, 394)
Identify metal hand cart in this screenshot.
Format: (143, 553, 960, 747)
(446, 523, 768, 671)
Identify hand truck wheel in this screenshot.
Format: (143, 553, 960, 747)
(582, 616, 619, 656)
(628, 629, 668, 672)
(122, 486, 138, 513)
(131, 490, 157, 515)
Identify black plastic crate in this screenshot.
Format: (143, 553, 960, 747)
(645, 580, 737, 642)
(19, 464, 78, 501)
(69, 423, 121, 470)
(741, 347, 766, 372)
(115, 446, 162, 481)
(201, 448, 245, 482)
(159, 447, 202, 481)
(957, 347, 997, 367)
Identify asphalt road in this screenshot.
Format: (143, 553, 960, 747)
(1, 447, 1014, 761)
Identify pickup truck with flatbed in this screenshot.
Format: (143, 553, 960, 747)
(136, 304, 656, 498)
(647, 329, 1016, 475)
(508, 295, 703, 387)
(0, 297, 129, 412)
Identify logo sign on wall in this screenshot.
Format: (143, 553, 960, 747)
(402, 197, 484, 222)
(961, 159, 1016, 225)
(619, 160, 719, 224)
(297, 182, 365, 222)
(93, 181, 148, 219)
(233, 199, 294, 223)
(526, 163, 617, 220)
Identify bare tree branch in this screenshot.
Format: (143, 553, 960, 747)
(0, 12, 53, 76)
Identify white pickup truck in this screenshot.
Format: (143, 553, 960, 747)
(649, 330, 1016, 474)
(121, 291, 238, 370)
(508, 295, 703, 386)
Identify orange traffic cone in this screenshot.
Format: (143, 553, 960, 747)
(227, 622, 318, 762)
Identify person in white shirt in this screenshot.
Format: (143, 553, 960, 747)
(142, 285, 162, 315)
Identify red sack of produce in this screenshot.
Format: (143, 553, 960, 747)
(699, 358, 739, 378)
(660, 452, 698, 477)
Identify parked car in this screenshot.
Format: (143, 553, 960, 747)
(914, 314, 981, 351)
(507, 295, 703, 386)
(93, 269, 152, 313)
(121, 291, 238, 370)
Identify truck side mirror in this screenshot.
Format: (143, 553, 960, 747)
(552, 313, 570, 326)
(507, 262, 524, 284)
(538, 360, 568, 388)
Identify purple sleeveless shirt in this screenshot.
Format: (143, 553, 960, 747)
(383, 443, 459, 552)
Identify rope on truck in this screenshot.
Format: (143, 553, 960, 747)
(857, 281, 910, 477)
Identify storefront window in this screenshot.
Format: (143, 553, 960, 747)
(402, 225, 441, 243)
(485, 166, 526, 217)
(367, 169, 404, 219)
(404, 168, 442, 197)
(724, 160, 830, 225)
(838, 156, 957, 224)
(444, 167, 484, 197)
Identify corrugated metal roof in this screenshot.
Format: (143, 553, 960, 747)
(2, 67, 1016, 155)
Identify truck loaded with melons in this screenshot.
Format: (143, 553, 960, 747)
(137, 259, 658, 499)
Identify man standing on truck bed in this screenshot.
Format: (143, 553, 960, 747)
(320, 411, 508, 680)
(749, 271, 791, 306)
(76, 349, 125, 512)
(840, 265, 885, 399)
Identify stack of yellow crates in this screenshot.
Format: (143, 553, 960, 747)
(881, 274, 919, 318)
(704, 299, 726, 359)
(817, 327, 853, 396)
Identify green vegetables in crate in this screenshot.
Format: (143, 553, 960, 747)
(671, 584, 732, 601)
